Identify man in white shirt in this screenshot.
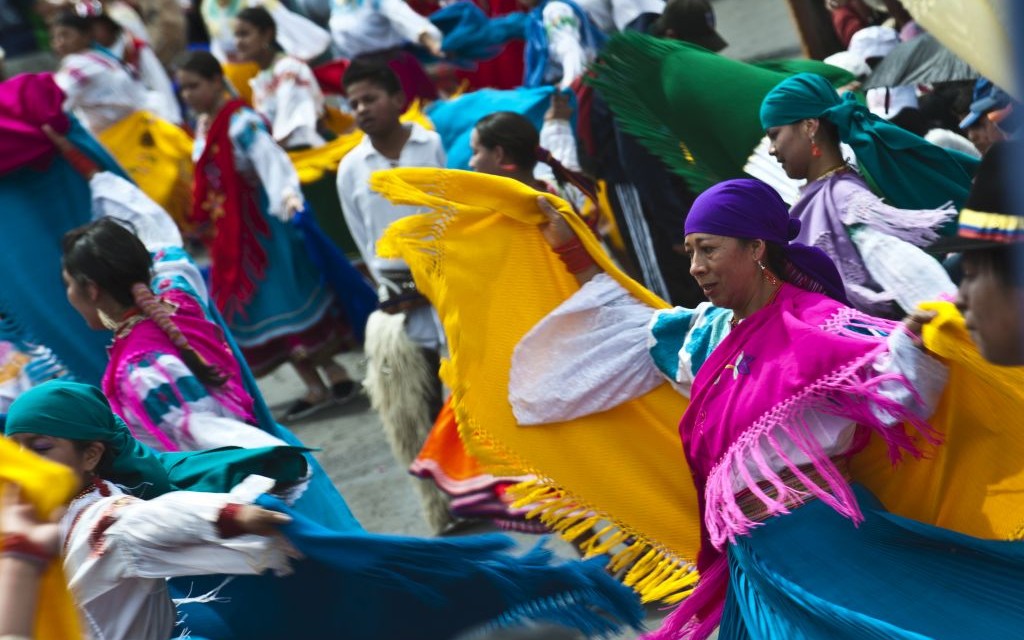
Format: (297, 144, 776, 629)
(335, 58, 452, 533)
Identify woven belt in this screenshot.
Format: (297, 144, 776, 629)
(734, 457, 851, 523)
(377, 269, 429, 313)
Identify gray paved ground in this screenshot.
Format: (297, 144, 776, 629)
(255, 5, 798, 637)
(713, 0, 803, 61)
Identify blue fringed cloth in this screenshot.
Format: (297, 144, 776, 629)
(173, 494, 645, 640)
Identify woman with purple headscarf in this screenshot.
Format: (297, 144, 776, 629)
(510, 178, 1024, 638)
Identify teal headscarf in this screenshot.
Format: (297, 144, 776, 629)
(4, 380, 308, 498)
(760, 73, 979, 212)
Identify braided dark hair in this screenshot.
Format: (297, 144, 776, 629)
(62, 219, 227, 387)
(475, 111, 599, 201)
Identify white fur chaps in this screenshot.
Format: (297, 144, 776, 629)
(363, 310, 453, 534)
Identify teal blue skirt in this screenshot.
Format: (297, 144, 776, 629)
(721, 483, 1024, 639)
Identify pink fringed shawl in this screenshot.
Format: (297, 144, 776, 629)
(102, 289, 257, 451)
(647, 283, 940, 640)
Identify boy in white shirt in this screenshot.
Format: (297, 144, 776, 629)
(335, 59, 453, 533)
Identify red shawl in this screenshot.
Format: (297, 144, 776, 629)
(191, 100, 269, 321)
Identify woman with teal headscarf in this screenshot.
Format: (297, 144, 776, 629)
(760, 72, 970, 318)
(3, 380, 303, 640)
(3, 380, 646, 640)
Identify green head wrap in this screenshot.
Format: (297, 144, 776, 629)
(5, 380, 173, 496)
(5, 380, 308, 498)
(760, 72, 979, 212)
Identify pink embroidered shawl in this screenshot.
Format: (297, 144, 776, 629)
(648, 283, 940, 640)
(102, 289, 256, 451)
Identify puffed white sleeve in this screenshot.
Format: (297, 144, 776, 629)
(535, 117, 586, 210)
(871, 327, 948, 425)
(850, 226, 957, 314)
(379, 0, 442, 46)
(89, 171, 183, 250)
(103, 476, 295, 579)
(509, 273, 666, 425)
(267, 58, 324, 147)
(542, 1, 587, 89)
(137, 45, 183, 124)
(232, 114, 303, 221)
(538, 118, 581, 173)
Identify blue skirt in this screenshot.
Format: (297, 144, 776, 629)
(227, 213, 335, 349)
(721, 483, 1024, 639)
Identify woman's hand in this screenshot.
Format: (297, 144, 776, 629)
(282, 193, 304, 221)
(0, 484, 62, 561)
(419, 32, 444, 58)
(545, 92, 573, 122)
(902, 308, 938, 345)
(234, 505, 292, 536)
(537, 196, 577, 249)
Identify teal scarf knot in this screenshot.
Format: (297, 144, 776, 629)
(761, 73, 978, 212)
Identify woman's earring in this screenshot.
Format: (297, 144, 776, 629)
(758, 260, 779, 286)
(810, 135, 822, 158)
(97, 309, 119, 330)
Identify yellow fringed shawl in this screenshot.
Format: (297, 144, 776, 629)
(851, 300, 1024, 540)
(375, 168, 701, 603)
(0, 437, 81, 639)
(373, 168, 1024, 603)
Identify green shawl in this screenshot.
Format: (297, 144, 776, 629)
(760, 72, 979, 211)
(587, 32, 855, 193)
(4, 380, 308, 498)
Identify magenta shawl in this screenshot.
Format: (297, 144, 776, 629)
(102, 289, 257, 451)
(649, 283, 940, 640)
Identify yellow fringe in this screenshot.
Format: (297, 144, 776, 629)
(373, 169, 702, 604)
(505, 478, 698, 604)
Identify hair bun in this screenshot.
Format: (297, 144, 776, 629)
(787, 217, 801, 240)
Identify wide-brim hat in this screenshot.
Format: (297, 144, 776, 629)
(935, 141, 1024, 252)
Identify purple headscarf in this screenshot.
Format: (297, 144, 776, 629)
(684, 178, 849, 304)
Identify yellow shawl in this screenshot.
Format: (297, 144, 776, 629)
(373, 168, 1024, 603)
(98, 111, 195, 231)
(0, 437, 81, 639)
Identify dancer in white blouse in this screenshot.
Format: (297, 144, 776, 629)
(3, 381, 295, 640)
(234, 6, 327, 149)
